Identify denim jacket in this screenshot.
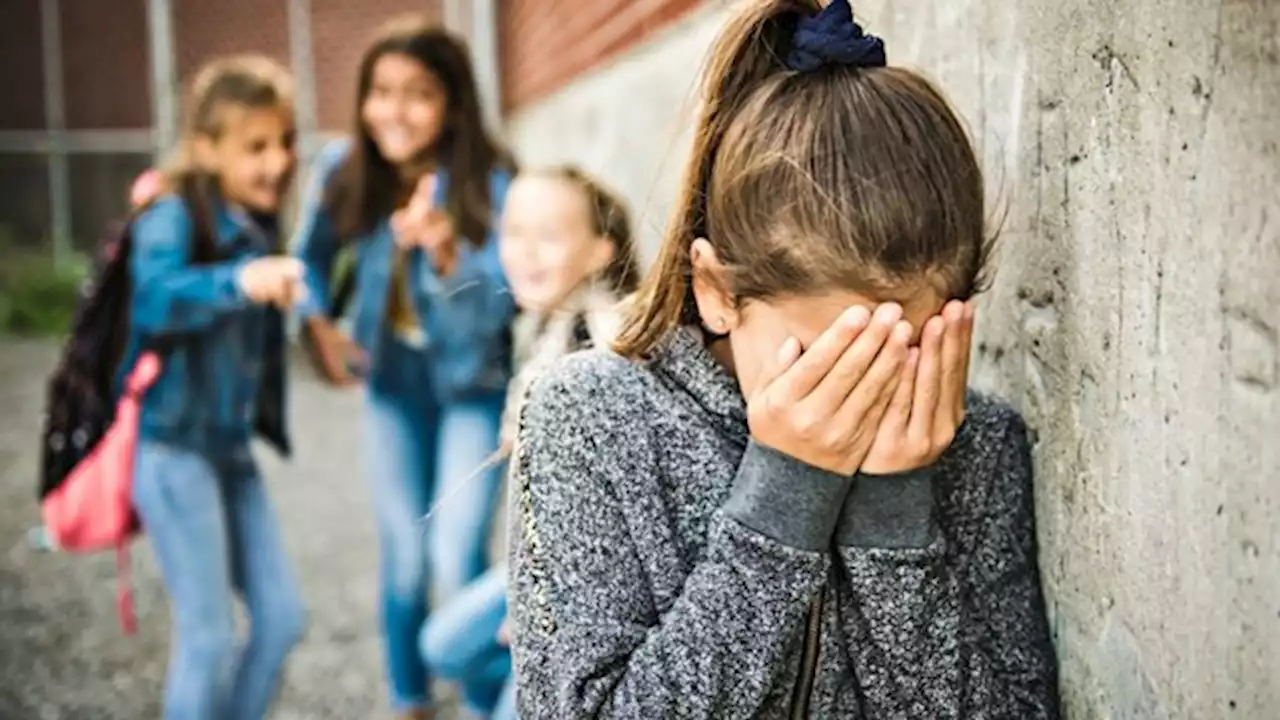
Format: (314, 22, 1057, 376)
(124, 195, 291, 456)
(293, 139, 515, 403)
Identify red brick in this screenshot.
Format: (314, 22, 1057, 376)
(0, 0, 46, 131)
(173, 0, 291, 89)
(61, 0, 151, 130)
(498, 0, 704, 113)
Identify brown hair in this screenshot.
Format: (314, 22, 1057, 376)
(328, 16, 515, 245)
(614, 0, 991, 358)
(159, 54, 294, 261)
(524, 165, 642, 296)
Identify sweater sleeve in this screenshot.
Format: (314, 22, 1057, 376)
(831, 406, 1061, 719)
(508, 355, 848, 720)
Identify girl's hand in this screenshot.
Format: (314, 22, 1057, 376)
(391, 174, 435, 249)
(419, 210, 457, 275)
(237, 257, 307, 309)
(860, 300, 974, 474)
(392, 174, 458, 274)
(748, 304, 912, 476)
(497, 616, 511, 646)
(303, 316, 366, 386)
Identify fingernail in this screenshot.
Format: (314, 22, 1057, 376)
(893, 320, 912, 343)
(843, 305, 872, 328)
(928, 316, 945, 337)
(777, 337, 798, 362)
(944, 300, 964, 322)
(875, 303, 902, 325)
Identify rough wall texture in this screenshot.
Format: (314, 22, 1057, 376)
(503, 1, 1280, 717)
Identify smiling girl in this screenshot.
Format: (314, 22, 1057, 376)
(291, 17, 516, 719)
(128, 55, 306, 720)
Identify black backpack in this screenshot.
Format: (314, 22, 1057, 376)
(39, 221, 137, 500)
(37, 212, 218, 501)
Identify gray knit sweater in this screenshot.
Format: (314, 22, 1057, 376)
(508, 327, 1060, 719)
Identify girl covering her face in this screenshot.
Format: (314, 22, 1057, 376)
(507, 1, 1060, 718)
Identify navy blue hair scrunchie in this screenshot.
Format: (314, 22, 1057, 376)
(785, 0, 886, 72)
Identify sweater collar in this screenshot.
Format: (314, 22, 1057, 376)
(650, 325, 748, 438)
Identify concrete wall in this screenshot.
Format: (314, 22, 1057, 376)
(503, 1, 1280, 717)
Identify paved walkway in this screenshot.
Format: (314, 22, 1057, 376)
(0, 341, 464, 718)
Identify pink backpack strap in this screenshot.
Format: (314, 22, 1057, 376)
(116, 543, 135, 635)
(115, 353, 152, 636)
(126, 352, 163, 395)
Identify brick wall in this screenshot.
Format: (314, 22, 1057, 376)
(497, 0, 704, 113)
(173, 0, 291, 88)
(62, 0, 151, 129)
(0, 0, 46, 131)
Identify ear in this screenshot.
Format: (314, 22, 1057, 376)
(191, 133, 218, 171)
(586, 234, 617, 278)
(689, 238, 737, 335)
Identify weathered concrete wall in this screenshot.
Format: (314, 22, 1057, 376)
(504, 1, 1280, 717)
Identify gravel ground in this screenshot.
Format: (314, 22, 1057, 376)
(0, 340, 466, 719)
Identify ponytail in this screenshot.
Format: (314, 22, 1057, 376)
(613, 0, 816, 358)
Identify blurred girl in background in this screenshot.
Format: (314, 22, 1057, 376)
(291, 17, 516, 719)
(420, 164, 639, 720)
(129, 56, 306, 720)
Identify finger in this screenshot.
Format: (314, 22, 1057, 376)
(882, 346, 919, 434)
(343, 338, 369, 376)
(908, 315, 945, 442)
(391, 216, 415, 248)
(421, 224, 449, 253)
(416, 173, 437, 203)
(280, 281, 302, 309)
(268, 274, 288, 306)
(834, 318, 910, 426)
(752, 336, 801, 402)
(805, 304, 903, 414)
(865, 358, 902, 431)
(277, 257, 304, 281)
(315, 334, 355, 385)
(937, 301, 966, 426)
(407, 175, 437, 217)
(771, 306, 873, 400)
(327, 356, 354, 385)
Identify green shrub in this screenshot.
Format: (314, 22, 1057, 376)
(0, 252, 89, 337)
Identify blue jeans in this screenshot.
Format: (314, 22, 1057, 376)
(365, 337, 506, 711)
(133, 439, 305, 720)
(421, 564, 515, 720)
